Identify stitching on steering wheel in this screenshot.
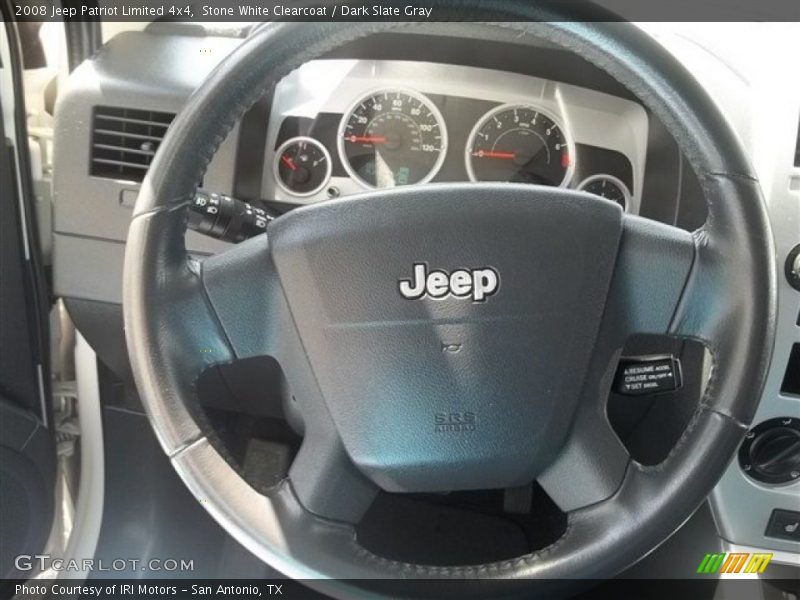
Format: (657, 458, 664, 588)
(351, 512, 578, 576)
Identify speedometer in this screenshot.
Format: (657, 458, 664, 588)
(466, 104, 574, 187)
(338, 89, 447, 188)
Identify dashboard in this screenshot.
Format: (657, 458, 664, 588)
(264, 60, 647, 213)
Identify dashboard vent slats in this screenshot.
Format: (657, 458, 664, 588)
(90, 106, 175, 182)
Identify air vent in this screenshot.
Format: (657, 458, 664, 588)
(90, 106, 175, 182)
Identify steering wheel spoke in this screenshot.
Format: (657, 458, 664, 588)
(289, 426, 379, 524)
(201, 231, 381, 522)
(605, 214, 696, 338)
(536, 282, 633, 511)
(538, 403, 630, 512)
(200, 233, 279, 361)
(535, 215, 698, 511)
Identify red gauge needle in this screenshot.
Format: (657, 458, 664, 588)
(345, 135, 387, 144)
(280, 155, 297, 171)
(473, 150, 516, 160)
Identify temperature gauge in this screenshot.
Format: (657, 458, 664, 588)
(274, 136, 332, 197)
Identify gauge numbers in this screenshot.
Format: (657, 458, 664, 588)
(466, 104, 574, 187)
(338, 89, 447, 188)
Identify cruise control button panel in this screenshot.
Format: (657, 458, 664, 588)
(613, 355, 683, 396)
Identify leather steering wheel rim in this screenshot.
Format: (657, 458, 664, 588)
(123, 7, 776, 596)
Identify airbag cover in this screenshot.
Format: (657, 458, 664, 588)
(269, 184, 622, 492)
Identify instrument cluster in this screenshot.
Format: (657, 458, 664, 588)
(266, 61, 647, 213)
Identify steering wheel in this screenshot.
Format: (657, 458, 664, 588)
(123, 6, 776, 597)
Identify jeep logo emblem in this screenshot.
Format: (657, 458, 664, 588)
(398, 263, 499, 302)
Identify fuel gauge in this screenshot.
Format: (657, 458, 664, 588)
(577, 174, 631, 211)
(274, 136, 332, 197)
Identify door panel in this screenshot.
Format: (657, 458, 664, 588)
(0, 16, 56, 578)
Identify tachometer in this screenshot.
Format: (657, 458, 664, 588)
(466, 104, 574, 187)
(338, 89, 447, 188)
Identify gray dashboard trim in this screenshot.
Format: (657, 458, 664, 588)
(52, 31, 238, 303)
